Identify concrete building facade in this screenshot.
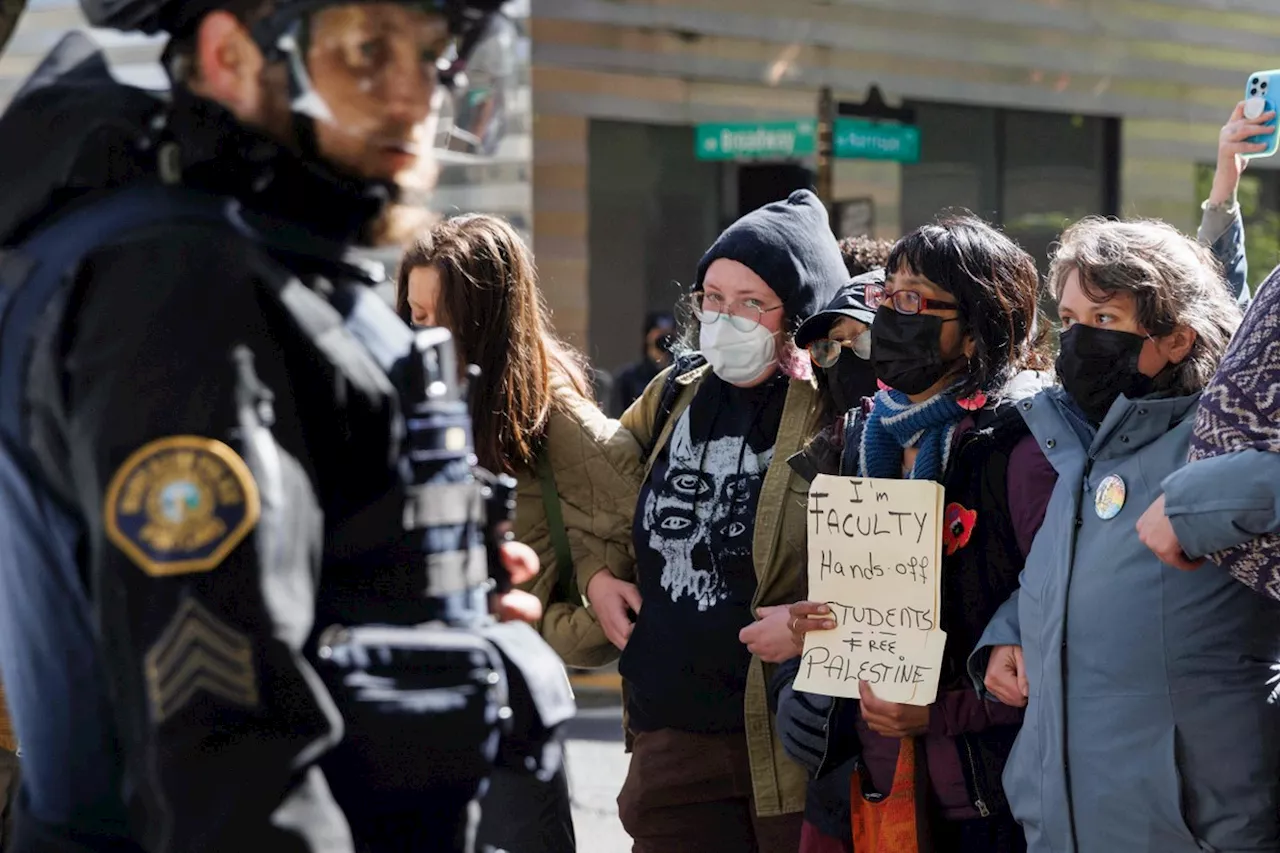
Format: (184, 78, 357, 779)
(530, 0, 1280, 376)
(3, 1, 1280, 378)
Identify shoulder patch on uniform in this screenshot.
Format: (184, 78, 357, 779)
(145, 596, 259, 723)
(104, 437, 260, 577)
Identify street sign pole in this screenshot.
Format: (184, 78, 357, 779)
(816, 86, 835, 214)
(838, 84, 915, 124)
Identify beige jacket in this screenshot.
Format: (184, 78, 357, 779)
(620, 362, 823, 818)
(514, 381, 642, 668)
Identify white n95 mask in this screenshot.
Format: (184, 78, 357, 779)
(699, 315, 779, 386)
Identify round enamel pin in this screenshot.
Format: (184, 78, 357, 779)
(1094, 474, 1126, 520)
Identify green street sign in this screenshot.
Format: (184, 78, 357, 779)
(696, 120, 817, 161)
(834, 118, 920, 163)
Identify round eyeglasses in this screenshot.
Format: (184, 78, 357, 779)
(808, 332, 872, 368)
(688, 292, 783, 333)
(863, 283, 958, 316)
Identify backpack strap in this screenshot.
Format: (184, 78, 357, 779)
(643, 352, 708, 462)
(0, 184, 233, 457)
(535, 450, 577, 605)
(840, 407, 866, 477)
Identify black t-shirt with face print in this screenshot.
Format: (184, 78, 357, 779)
(620, 372, 788, 734)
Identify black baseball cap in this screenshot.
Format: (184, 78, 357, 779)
(794, 268, 883, 349)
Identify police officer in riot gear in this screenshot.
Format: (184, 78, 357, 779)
(0, 2, 573, 852)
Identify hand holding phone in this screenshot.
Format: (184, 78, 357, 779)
(1243, 71, 1280, 159)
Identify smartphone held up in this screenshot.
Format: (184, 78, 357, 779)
(1244, 70, 1280, 159)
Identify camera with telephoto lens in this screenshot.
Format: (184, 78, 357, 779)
(397, 326, 517, 613)
(313, 327, 574, 839)
(480, 471, 518, 594)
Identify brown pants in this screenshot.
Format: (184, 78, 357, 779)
(618, 729, 803, 853)
(0, 747, 17, 850)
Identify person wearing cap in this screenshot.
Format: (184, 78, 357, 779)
(795, 271, 881, 422)
(781, 216, 1057, 853)
(608, 189, 843, 853)
(0, 2, 551, 853)
(611, 311, 677, 417)
(799, 233, 893, 422)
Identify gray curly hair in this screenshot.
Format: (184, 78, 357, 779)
(1048, 217, 1242, 395)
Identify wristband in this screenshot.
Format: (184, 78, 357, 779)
(1201, 198, 1240, 217)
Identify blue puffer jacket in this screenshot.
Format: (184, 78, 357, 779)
(972, 388, 1280, 853)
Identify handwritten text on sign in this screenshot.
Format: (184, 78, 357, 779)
(794, 475, 947, 705)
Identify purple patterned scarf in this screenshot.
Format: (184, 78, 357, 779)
(1189, 271, 1280, 599)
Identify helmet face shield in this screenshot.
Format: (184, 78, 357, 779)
(437, 11, 516, 157)
(266, 2, 458, 183)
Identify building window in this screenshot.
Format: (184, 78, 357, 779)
(901, 101, 1119, 272)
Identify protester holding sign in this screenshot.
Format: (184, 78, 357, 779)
(777, 217, 1056, 853)
(750, 271, 878, 853)
(972, 218, 1280, 853)
(615, 190, 844, 853)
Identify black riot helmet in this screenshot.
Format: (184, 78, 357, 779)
(81, 0, 509, 182)
(80, 0, 503, 40)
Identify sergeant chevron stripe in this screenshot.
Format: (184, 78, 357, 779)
(144, 597, 259, 723)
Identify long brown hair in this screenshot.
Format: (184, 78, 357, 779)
(396, 214, 593, 474)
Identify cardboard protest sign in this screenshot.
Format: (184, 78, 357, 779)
(793, 475, 947, 706)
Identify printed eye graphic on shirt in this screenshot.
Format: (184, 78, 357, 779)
(723, 474, 754, 505)
(656, 507, 698, 539)
(669, 470, 713, 499)
(644, 410, 773, 611)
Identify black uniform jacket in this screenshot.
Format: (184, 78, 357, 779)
(0, 34, 425, 853)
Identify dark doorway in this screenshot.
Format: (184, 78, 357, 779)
(900, 100, 1119, 275)
(587, 120, 722, 388)
(737, 164, 814, 217)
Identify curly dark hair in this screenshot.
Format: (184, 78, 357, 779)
(838, 235, 895, 278)
(886, 215, 1043, 399)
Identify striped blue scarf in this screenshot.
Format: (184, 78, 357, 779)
(859, 388, 967, 481)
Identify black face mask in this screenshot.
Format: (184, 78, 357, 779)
(870, 308, 960, 395)
(826, 352, 879, 414)
(1055, 324, 1154, 424)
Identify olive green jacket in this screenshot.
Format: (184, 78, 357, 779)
(514, 381, 642, 668)
(620, 362, 822, 818)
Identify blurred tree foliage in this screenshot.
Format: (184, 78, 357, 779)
(1196, 163, 1280, 289)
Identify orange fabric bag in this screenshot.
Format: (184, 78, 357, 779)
(850, 737, 928, 853)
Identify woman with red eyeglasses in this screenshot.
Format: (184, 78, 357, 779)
(772, 216, 1057, 853)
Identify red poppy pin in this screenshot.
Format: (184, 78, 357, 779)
(943, 502, 978, 556)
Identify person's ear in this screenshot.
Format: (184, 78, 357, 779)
(1160, 324, 1198, 365)
(190, 11, 266, 120)
(961, 331, 977, 360)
